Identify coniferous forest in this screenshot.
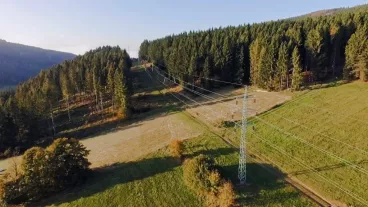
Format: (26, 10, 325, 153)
(139, 6, 368, 91)
(0, 46, 132, 157)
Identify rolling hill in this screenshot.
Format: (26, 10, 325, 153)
(0, 39, 75, 89)
(294, 4, 368, 19)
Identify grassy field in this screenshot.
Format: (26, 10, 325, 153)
(21, 70, 368, 206)
(34, 129, 315, 207)
(232, 82, 368, 206)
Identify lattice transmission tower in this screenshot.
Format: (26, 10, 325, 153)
(238, 86, 248, 184)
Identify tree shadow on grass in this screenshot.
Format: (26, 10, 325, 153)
(57, 118, 142, 140)
(221, 163, 308, 206)
(289, 159, 368, 176)
(31, 156, 181, 207)
(56, 105, 183, 141)
(185, 147, 238, 159)
(30, 147, 312, 207)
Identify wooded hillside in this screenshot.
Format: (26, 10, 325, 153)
(139, 6, 368, 91)
(0, 46, 132, 157)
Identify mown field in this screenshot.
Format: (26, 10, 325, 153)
(35, 129, 315, 207)
(237, 82, 368, 206)
(27, 73, 368, 207)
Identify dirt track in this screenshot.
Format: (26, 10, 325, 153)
(83, 111, 203, 168)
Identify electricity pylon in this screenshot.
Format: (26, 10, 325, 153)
(238, 86, 247, 184)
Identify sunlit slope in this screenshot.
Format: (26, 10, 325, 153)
(39, 132, 314, 207)
(246, 82, 368, 206)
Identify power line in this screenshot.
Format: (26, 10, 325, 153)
(152, 66, 368, 175)
(249, 131, 368, 206)
(154, 65, 292, 119)
(153, 63, 245, 86)
(150, 68, 243, 127)
(150, 67, 251, 184)
(254, 116, 368, 176)
(145, 69, 220, 126)
(147, 65, 368, 200)
(153, 65, 234, 98)
(296, 101, 368, 125)
(265, 110, 368, 156)
(152, 66, 258, 117)
(152, 66, 368, 174)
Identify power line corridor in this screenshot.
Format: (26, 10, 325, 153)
(143, 63, 368, 206)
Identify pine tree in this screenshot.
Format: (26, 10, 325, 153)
(330, 24, 344, 77)
(92, 66, 100, 111)
(233, 45, 245, 85)
(114, 69, 129, 117)
(107, 64, 115, 110)
(345, 25, 368, 81)
(223, 37, 233, 81)
(203, 56, 212, 89)
(250, 39, 262, 85)
(305, 27, 330, 81)
(292, 47, 303, 91)
(277, 43, 290, 90)
(59, 70, 72, 121)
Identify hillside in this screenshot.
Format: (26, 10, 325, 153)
(35, 131, 316, 207)
(0, 39, 75, 88)
(139, 3, 368, 93)
(0, 46, 132, 159)
(30, 69, 368, 207)
(296, 4, 368, 18)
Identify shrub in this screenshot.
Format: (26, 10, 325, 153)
(0, 176, 26, 204)
(45, 138, 90, 190)
(169, 139, 184, 158)
(0, 138, 90, 204)
(216, 182, 236, 207)
(183, 155, 218, 196)
(183, 154, 236, 207)
(21, 147, 47, 200)
(204, 182, 236, 207)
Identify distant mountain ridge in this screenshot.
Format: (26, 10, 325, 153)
(0, 39, 76, 89)
(294, 4, 368, 19)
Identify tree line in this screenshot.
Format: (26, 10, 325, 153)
(139, 6, 368, 91)
(0, 46, 132, 158)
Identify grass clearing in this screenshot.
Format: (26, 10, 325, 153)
(235, 82, 368, 206)
(36, 129, 315, 207)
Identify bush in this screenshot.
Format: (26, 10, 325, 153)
(183, 154, 236, 207)
(169, 140, 184, 158)
(183, 155, 218, 195)
(216, 182, 236, 207)
(45, 138, 90, 190)
(0, 138, 90, 204)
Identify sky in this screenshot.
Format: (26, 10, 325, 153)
(0, 0, 366, 57)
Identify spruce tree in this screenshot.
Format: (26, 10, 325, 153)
(292, 47, 303, 91)
(345, 25, 368, 81)
(250, 39, 262, 85)
(114, 69, 129, 117)
(203, 56, 212, 89)
(277, 43, 290, 90)
(234, 45, 245, 85)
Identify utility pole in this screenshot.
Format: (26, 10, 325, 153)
(50, 111, 56, 138)
(67, 95, 71, 122)
(238, 86, 247, 184)
(100, 91, 104, 112)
